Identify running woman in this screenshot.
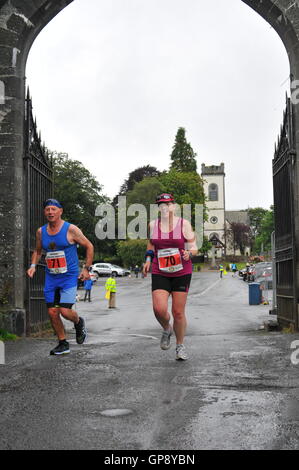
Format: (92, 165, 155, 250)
(27, 199, 94, 355)
(143, 193, 198, 361)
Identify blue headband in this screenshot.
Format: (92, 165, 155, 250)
(43, 199, 62, 209)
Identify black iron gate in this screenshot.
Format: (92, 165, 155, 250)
(24, 89, 53, 334)
(273, 96, 297, 329)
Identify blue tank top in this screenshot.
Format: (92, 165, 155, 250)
(41, 221, 79, 278)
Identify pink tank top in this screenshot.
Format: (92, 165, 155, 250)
(150, 217, 192, 277)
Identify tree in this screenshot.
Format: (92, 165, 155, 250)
(117, 239, 148, 267)
(170, 127, 197, 172)
(115, 165, 161, 200)
(126, 177, 165, 213)
(254, 207, 274, 253)
(201, 236, 212, 254)
(51, 152, 108, 255)
(248, 207, 268, 238)
(226, 222, 252, 255)
(158, 169, 205, 206)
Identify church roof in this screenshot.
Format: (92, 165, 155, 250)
(225, 210, 250, 225)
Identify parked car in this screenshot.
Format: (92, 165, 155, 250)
(250, 262, 272, 282)
(91, 263, 113, 277)
(91, 263, 130, 277)
(256, 266, 273, 289)
(110, 264, 131, 276)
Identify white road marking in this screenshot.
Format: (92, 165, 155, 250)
(193, 279, 221, 298)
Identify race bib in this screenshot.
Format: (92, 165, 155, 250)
(157, 248, 183, 273)
(46, 251, 67, 274)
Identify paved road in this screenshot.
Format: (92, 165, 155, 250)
(1, 272, 299, 450)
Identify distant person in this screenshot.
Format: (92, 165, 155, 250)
(105, 272, 117, 308)
(83, 276, 93, 302)
(134, 265, 139, 278)
(219, 264, 224, 279)
(231, 262, 238, 277)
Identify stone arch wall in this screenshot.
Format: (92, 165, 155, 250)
(0, 0, 299, 333)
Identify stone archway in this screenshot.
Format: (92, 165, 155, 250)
(1, 0, 299, 334)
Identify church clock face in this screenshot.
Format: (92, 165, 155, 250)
(210, 216, 218, 224)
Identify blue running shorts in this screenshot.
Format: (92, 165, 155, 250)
(45, 281, 77, 309)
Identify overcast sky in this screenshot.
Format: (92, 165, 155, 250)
(26, 0, 290, 210)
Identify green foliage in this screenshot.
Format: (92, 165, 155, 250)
(117, 239, 148, 267)
(254, 207, 274, 253)
(158, 169, 207, 227)
(118, 165, 161, 196)
(158, 170, 205, 205)
(201, 236, 212, 254)
(0, 329, 17, 341)
(126, 177, 165, 217)
(170, 127, 197, 172)
(103, 255, 123, 265)
(248, 207, 268, 238)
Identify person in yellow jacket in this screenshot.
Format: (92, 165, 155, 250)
(219, 264, 224, 279)
(105, 272, 117, 308)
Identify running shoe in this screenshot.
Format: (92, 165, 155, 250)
(75, 316, 87, 344)
(50, 340, 70, 356)
(160, 328, 172, 350)
(175, 344, 188, 361)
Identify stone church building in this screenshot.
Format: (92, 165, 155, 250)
(201, 163, 251, 258)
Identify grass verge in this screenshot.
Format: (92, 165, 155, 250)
(0, 329, 18, 342)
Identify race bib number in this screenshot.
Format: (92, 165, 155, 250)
(157, 248, 183, 273)
(46, 251, 67, 274)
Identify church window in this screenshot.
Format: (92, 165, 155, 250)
(209, 184, 218, 201)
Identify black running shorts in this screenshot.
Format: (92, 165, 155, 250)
(151, 274, 192, 293)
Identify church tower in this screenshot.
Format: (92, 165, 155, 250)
(201, 163, 226, 257)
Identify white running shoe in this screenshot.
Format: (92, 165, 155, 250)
(176, 344, 188, 361)
(160, 328, 172, 350)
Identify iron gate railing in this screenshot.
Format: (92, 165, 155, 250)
(273, 96, 297, 328)
(24, 89, 53, 334)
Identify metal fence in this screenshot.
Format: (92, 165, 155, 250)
(273, 96, 297, 329)
(23, 89, 53, 334)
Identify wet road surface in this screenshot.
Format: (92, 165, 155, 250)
(1, 272, 299, 450)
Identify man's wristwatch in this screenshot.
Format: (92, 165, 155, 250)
(84, 266, 92, 271)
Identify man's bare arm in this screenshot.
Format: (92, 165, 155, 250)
(69, 225, 94, 271)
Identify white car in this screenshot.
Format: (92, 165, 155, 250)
(91, 263, 129, 277)
(109, 264, 131, 276)
(91, 263, 112, 277)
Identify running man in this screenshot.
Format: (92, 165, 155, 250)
(143, 193, 198, 361)
(27, 199, 94, 355)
